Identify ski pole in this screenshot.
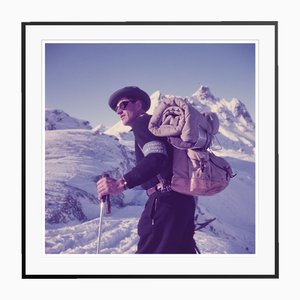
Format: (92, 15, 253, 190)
(96, 200, 104, 254)
(96, 173, 110, 254)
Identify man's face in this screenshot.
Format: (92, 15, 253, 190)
(115, 98, 142, 126)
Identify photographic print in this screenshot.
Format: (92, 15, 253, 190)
(22, 22, 278, 278)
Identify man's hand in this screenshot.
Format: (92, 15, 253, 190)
(96, 177, 125, 200)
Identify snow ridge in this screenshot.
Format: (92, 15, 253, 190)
(46, 108, 92, 130)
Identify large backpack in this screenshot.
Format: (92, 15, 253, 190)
(148, 97, 236, 196)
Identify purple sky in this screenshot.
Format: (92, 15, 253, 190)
(45, 43, 255, 127)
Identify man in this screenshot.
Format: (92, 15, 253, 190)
(97, 86, 197, 254)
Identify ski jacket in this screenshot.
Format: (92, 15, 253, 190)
(123, 114, 173, 190)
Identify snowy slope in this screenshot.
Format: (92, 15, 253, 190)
(45, 157, 255, 254)
(45, 108, 92, 130)
(45, 86, 256, 254)
(45, 129, 146, 227)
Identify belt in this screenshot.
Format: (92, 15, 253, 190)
(146, 182, 172, 196)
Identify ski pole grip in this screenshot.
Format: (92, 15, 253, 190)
(101, 173, 111, 214)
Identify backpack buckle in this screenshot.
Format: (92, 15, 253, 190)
(156, 182, 172, 193)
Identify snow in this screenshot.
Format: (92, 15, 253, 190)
(45, 129, 138, 226)
(45, 108, 92, 130)
(45, 86, 256, 255)
(46, 206, 142, 254)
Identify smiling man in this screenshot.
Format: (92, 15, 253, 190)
(97, 86, 198, 254)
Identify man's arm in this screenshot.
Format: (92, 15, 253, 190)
(97, 115, 169, 197)
(123, 151, 167, 189)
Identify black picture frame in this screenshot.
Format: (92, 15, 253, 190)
(21, 21, 278, 279)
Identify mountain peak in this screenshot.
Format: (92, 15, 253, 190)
(91, 123, 107, 134)
(229, 98, 253, 123)
(151, 90, 161, 99)
(148, 90, 163, 114)
(192, 85, 217, 101)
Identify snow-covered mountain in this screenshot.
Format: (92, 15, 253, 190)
(104, 86, 255, 160)
(91, 123, 108, 134)
(45, 86, 256, 254)
(45, 108, 92, 130)
(190, 87, 255, 160)
(45, 129, 147, 227)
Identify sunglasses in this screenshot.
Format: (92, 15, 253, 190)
(114, 100, 135, 112)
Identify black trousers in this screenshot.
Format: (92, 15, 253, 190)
(136, 190, 197, 254)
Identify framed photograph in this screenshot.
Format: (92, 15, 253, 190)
(22, 21, 278, 278)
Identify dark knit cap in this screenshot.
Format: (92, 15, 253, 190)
(108, 86, 151, 111)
